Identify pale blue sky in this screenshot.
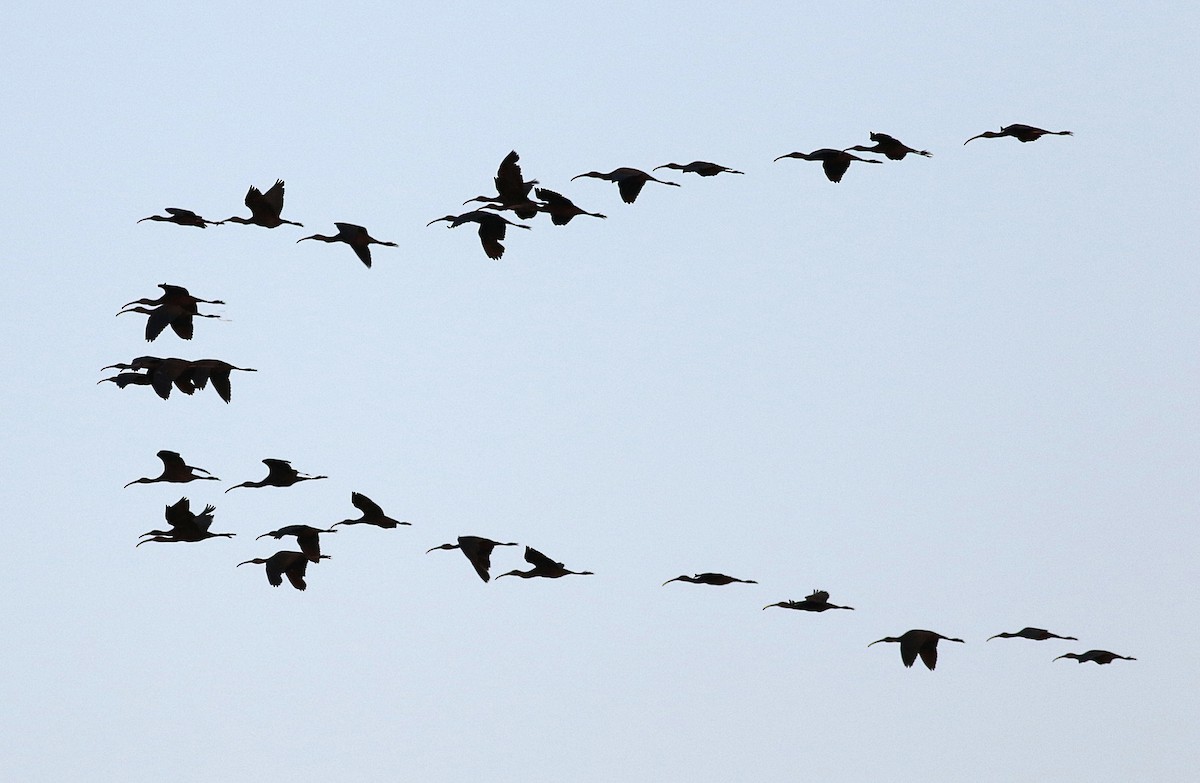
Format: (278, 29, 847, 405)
(2, 2, 1197, 781)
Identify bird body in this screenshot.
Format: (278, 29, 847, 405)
(256, 525, 336, 562)
(987, 627, 1077, 642)
(426, 536, 518, 582)
(663, 572, 757, 586)
(297, 222, 397, 268)
(653, 161, 743, 177)
(332, 492, 409, 529)
(427, 210, 530, 260)
(464, 150, 540, 219)
(238, 551, 326, 590)
(869, 629, 964, 670)
(530, 188, 606, 226)
(125, 450, 219, 488)
(137, 497, 233, 545)
(225, 459, 327, 492)
(774, 148, 882, 183)
(220, 179, 302, 227)
(118, 284, 225, 342)
(964, 124, 1073, 144)
(497, 546, 593, 579)
(138, 208, 219, 228)
(570, 167, 680, 204)
(1054, 650, 1136, 665)
(844, 132, 931, 160)
(763, 589, 853, 611)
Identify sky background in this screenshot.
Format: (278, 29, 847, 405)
(2, 2, 1198, 780)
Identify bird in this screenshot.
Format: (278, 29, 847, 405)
(463, 150, 540, 220)
(774, 149, 882, 183)
(426, 536, 518, 582)
(225, 459, 327, 492)
(868, 629, 965, 670)
(256, 525, 337, 563)
(524, 187, 607, 226)
(117, 284, 225, 341)
(964, 124, 1073, 144)
(124, 450, 220, 488)
(987, 627, 1078, 642)
(1054, 650, 1136, 665)
(763, 589, 854, 612)
(237, 551, 327, 591)
(426, 211, 530, 260)
(184, 359, 257, 403)
(663, 572, 757, 586)
(296, 223, 397, 268)
(137, 208, 220, 228)
(100, 356, 196, 399)
(844, 132, 932, 160)
(219, 179, 303, 228)
(137, 497, 234, 545)
(570, 167, 680, 204)
(653, 161, 744, 177)
(496, 546, 594, 579)
(331, 492, 410, 529)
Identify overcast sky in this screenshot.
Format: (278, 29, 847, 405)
(2, 2, 1197, 781)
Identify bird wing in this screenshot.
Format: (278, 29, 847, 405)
(168, 313, 196, 341)
(158, 450, 186, 471)
(208, 369, 233, 403)
(262, 459, 296, 480)
(260, 179, 287, 216)
(283, 554, 309, 590)
(164, 497, 192, 527)
(458, 537, 494, 582)
(495, 151, 526, 198)
(523, 547, 559, 569)
(806, 590, 830, 603)
(616, 177, 646, 204)
(142, 306, 174, 341)
(165, 208, 200, 220)
(822, 158, 850, 183)
(918, 642, 938, 671)
(351, 492, 384, 517)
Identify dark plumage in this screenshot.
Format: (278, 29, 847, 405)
(530, 188, 606, 226)
(869, 629, 965, 670)
(774, 149, 882, 183)
(496, 546, 594, 579)
(570, 168, 680, 204)
(964, 124, 1073, 144)
(225, 459, 327, 492)
(238, 551, 327, 591)
(464, 150, 540, 220)
(256, 525, 337, 563)
(137, 207, 220, 228)
(763, 589, 854, 612)
(117, 284, 224, 342)
(137, 497, 233, 545)
(987, 627, 1077, 642)
(426, 536, 519, 582)
(663, 572, 757, 586)
(297, 222, 397, 268)
(426, 210, 530, 260)
(332, 492, 409, 529)
(653, 161, 743, 177)
(1054, 650, 1136, 665)
(844, 132, 932, 160)
(125, 450, 219, 488)
(219, 179, 302, 228)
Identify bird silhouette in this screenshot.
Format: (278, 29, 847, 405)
(868, 629, 965, 670)
(964, 124, 1073, 144)
(844, 132, 932, 160)
(219, 179, 302, 228)
(184, 359, 257, 403)
(529, 188, 607, 226)
(464, 150, 540, 219)
(427, 211, 530, 260)
(256, 525, 337, 563)
(774, 149, 882, 183)
(331, 492, 409, 529)
(137, 497, 234, 545)
(118, 284, 225, 341)
(238, 550, 327, 591)
(496, 546, 594, 579)
(225, 459, 327, 492)
(137, 208, 220, 228)
(426, 536, 518, 582)
(653, 161, 744, 177)
(763, 589, 854, 611)
(297, 223, 397, 268)
(987, 627, 1078, 642)
(101, 356, 196, 399)
(570, 167, 680, 204)
(663, 572, 757, 586)
(125, 450, 220, 488)
(1054, 650, 1136, 665)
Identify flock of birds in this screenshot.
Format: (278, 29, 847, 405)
(116, 122, 1137, 670)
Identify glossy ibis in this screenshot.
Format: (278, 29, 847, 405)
(653, 161, 743, 177)
(125, 450, 220, 488)
(987, 627, 1077, 642)
(844, 132, 932, 160)
(426, 536, 518, 582)
(869, 629, 964, 670)
(427, 210, 530, 260)
(332, 492, 409, 529)
(663, 572, 757, 586)
(1054, 650, 1136, 665)
(219, 179, 302, 228)
(137, 497, 233, 545)
(964, 124, 1073, 144)
(256, 525, 337, 562)
(528, 187, 606, 226)
(137, 208, 220, 228)
(297, 223, 397, 268)
(225, 459, 327, 492)
(570, 167, 679, 204)
(464, 150, 540, 220)
(774, 149, 882, 183)
(238, 550, 327, 591)
(763, 589, 853, 611)
(496, 546, 593, 579)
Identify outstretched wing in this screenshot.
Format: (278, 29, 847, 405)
(351, 492, 384, 517)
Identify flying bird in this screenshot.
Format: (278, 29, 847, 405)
(238, 550, 327, 591)
(570, 167, 680, 204)
(225, 459, 327, 492)
(964, 124, 1073, 144)
(464, 150, 540, 220)
(987, 627, 1078, 642)
(426, 536, 518, 583)
(529, 187, 606, 226)
(117, 284, 224, 341)
(137, 497, 233, 545)
(184, 359, 256, 403)
(256, 525, 337, 562)
(332, 492, 409, 529)
(125, 450, 220, 488)
(844, 132, 932, 160)
(663, 572, 757, 586)
(137, 208, 220, 228)
(1054, 650, 1136, 665)
(774, 149, 882, 183)
(763, 589, 854, 612)
(100, 356, 196, 399)
(219, 179, 303, 228)
(653, 161, 743, 177)
(297, 223, 397, 268)
(427, 211, 530, 260)
(868, 629, 965, 670)
(496, 546, 594, 579)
